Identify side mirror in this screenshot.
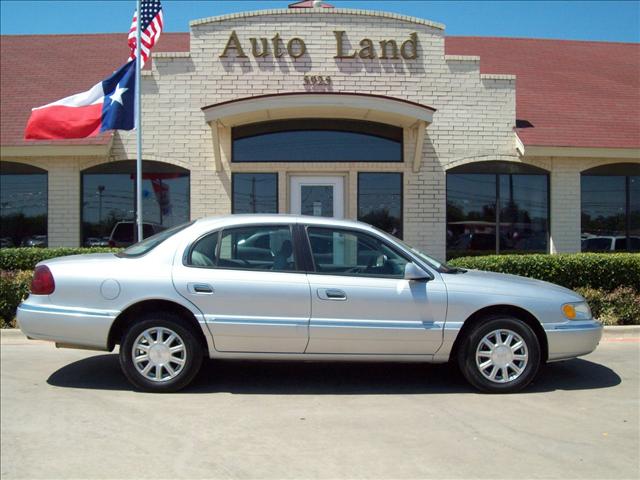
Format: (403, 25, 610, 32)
(404, 262, 431, 281)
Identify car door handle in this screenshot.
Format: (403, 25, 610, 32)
(317, 288, 347, 301)
(188, 283, 214, 294)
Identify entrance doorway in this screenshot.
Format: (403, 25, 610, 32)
(290, 176, 344, 219)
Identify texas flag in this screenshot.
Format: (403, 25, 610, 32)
(24, 60, 136, 140)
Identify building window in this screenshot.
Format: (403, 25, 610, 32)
(358, 173, 403, 238)
(232, 119, 403, 163)
(446, 162, 549, 258)
(0, 162, 48, 248)
(81, 160, 189, 246)
(581, 163, 640, 252)
(232, 173, 278, 214)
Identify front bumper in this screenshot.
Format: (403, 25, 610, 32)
(17, 300, 118, 350)
(544, 320, 603, 362)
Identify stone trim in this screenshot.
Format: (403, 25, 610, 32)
(190, 8, 445, 30)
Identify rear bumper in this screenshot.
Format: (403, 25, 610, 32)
(17, 301, 118, 351)
(544, 320, 603, 362)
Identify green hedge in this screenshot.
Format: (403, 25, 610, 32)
(449, 253, 640, 292)
(0, 247, 120, 271)
(0, 270, 32, 328)
(576, 287, 640, 326)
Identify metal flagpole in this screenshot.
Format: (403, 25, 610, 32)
(134, 0, 143, 242)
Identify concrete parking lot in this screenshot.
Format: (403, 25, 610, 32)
(1, 330, 638, 480)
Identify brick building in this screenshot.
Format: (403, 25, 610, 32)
(1, 4, 639, 259)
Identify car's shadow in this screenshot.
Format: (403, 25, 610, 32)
(47, 355, 622, 394)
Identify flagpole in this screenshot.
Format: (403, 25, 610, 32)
(134, 0, 143, 243)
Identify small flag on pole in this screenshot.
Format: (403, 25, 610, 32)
(128, 0, 164, 67)
(24, 60, 136, 140)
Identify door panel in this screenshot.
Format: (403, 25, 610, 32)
(172, 225, 311, 353)
(304, 227, 446, 354)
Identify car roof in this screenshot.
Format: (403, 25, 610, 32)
(192, 214, 377, 231)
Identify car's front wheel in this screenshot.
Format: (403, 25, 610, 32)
(119, 312, 203, 392)
(458, 316, 541, 393)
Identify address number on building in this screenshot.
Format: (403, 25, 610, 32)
(304, 75, 332, 86)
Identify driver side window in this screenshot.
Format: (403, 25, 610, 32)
(307, 227, 408, 278)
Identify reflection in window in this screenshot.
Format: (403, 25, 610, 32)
(446, 162, 549, 258)
(0, 162, 48, 248)
(81, 161, 189, 247)
(307, 227, 408, 278)
(232, 173, 278, 214)
(218, 226, 295, 271)
(581, 164, 640, 252)
(233, 119, 402, 163)
(358, 173, 403, 238)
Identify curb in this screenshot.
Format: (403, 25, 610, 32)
(2, 325, 639, 339)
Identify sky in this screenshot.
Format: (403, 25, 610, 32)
(0, 0, 638, 42)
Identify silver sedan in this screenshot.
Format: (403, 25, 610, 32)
(17, 215, 602, 393)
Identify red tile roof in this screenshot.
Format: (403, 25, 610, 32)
(0, 33, 188, 147)
(1, 32, 638, 150)
(445, 36, 640, 149)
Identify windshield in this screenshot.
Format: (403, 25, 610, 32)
(375, 229, 451, 272)
(118, 222, 194, 257)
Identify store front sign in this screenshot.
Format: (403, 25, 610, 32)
(219, 31, 418, 60)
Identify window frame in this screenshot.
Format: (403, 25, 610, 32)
(231, 119, 404, 163)
(357, 172, 404, 239)
(80, 160, 190, 245)
(581, 164, 640, 253)
(183, 223, 303, 273)
(0, 163, 49, 248)
(231, 172, 279, 214)
(445, 163, 550, 256)
(303, 225, 413, 279)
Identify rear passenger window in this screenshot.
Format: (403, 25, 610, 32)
(188, 225, 297, 272)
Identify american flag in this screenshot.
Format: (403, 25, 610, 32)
(128, 0, 164, 67)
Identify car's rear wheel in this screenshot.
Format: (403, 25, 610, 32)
(119, 312, 203, 392)
(458, 316, 541, 393)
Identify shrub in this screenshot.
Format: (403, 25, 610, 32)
(0, 247, 120, 271)
(449, 253, 640, 292)
(576, 287, 640, 326)
(0, 270, 32, 328)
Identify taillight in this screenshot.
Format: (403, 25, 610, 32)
(31, 265, 55, 295)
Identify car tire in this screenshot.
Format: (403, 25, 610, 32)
(119, 312, 204, 393)
(457, 316, 541, 393)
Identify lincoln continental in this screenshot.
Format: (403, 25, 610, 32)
(17, 215, 602, 393)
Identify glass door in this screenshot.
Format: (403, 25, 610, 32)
(290, 176, 344, 219)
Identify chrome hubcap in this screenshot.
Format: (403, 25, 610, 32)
(475, 329, 528, 384)
(132, 327, 186, 382)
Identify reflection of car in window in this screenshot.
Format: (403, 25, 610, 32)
(582, 236, 640, 252)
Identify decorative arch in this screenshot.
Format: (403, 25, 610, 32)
(202, 92, 435, 172)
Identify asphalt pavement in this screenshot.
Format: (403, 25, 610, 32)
(1, 330, 638, 479)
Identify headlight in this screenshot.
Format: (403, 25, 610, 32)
(562, 301, 592, 320)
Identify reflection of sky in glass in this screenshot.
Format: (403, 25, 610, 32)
(358, 173, 401, 217)
(232, 174, 277, 213)
(500, 174, 548, 221)
(234, 131, 402, 162)
(581, 176, 625, 220)
(82, 173, 189, 227)
(447, 174, 496, 220)
(0, 174, 47, 217)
